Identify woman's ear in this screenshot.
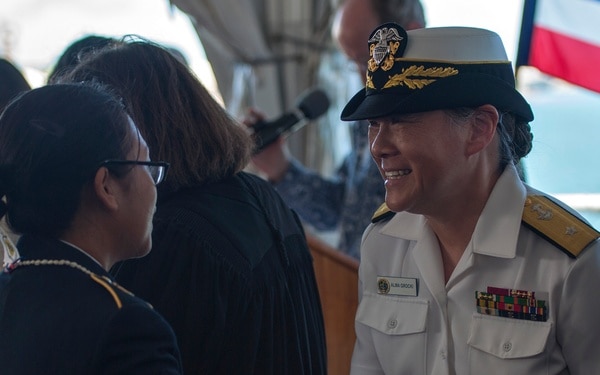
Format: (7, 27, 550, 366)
(92, 167, 119, 211)
(466, 104, 499, 156)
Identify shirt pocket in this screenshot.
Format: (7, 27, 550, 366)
(467, 313, 552, 374)
(355, 292, 428, 373)
(468, 314, 552, 358)
(357, 292, 428, 335)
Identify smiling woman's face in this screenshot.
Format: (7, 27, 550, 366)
(368, 110, 472, 216)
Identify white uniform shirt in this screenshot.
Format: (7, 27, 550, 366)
(351, 165, 600, 375)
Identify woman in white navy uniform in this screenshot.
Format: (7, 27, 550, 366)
(340, 23, 600, 374)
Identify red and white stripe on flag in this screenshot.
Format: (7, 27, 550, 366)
(530, 0, 600, 93)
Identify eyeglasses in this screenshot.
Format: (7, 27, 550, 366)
(99, 160, 170, 185)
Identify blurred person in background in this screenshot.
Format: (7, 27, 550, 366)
(46, 34, 117, 83)
(0, 58, 31, 109)
(245, 0, 426, 259)
(0, 57, 31, 264)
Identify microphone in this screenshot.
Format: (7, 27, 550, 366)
(252, 88, 330, 152)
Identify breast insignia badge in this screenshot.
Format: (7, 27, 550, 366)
(377, 276, 418, 296)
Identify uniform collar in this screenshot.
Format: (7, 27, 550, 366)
(379, 164, 526, 258)
(15, 234, 110, 276)
(471, 164, 526, 258)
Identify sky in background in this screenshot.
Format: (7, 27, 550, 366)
(423, 0, 524, 60)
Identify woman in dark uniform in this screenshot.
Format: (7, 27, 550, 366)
(0, 83, 182, 374)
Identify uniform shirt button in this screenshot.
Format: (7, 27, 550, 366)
(440, 350, 447, 360)
(388, 319, 398, 329)
(503, 342, 512, 352)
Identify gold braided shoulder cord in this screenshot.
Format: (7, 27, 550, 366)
(7, 258, 133, 308)
(11, 259, 94, 275)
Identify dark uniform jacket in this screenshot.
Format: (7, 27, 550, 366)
(113, 171, 327, 375)
(0, 234, 182, 375)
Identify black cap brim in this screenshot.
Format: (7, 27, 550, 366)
(341, 73, 533, 122)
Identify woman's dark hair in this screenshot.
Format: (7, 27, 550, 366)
(62, 38, 253, 193)
(0, 58, 31, 111)
(446, 107, 533, 171)
(0, 83, 133, 237)
(47, 35, 117, 84)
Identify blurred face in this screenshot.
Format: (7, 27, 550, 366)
(333, 0, 380, 82)
(368, 110, 471, 216)
(118, 118, 158, 259)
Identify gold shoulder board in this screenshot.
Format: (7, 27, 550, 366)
(371, 203, 395, 223)
(522, 195, 600, 258)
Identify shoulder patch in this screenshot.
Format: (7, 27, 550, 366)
(522, 195, 600, 258)
(371, 203, 396, 223)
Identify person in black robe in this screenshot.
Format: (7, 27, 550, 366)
(65, 39, 327, 374)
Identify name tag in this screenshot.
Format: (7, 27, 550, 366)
(377, 276, 418, 296)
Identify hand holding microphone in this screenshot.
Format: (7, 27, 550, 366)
(251, 88, 330, 152)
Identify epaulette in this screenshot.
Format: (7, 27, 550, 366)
(522, 195, 600, 258)
(371, 203, 396, 223)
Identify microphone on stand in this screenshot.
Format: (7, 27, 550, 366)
(252, 88, 330, 152)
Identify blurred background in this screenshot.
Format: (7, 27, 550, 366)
(2, 0, 599, 226)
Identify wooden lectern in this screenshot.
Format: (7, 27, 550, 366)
(306, 234, 359, 375)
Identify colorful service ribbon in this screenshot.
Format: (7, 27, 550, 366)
(475, 286, 547, 322)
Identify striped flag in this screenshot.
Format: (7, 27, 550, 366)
(516, 0, 600, 93)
